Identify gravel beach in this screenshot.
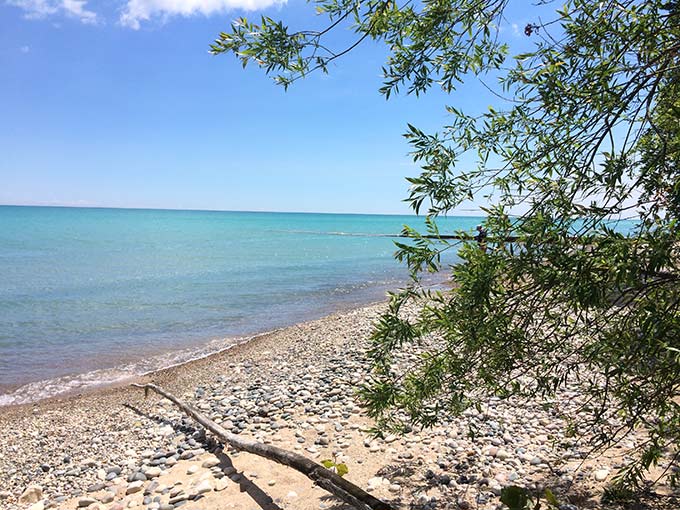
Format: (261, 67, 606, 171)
(1, 301, 678, 510)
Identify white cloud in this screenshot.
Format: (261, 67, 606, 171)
(120, 0, 285, 29)
(7, 0, 98, 23)
(61, 0, 97, 22)
(20, 45, 30, 53)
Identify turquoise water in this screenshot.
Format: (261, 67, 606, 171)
(0, 206, 480, 405)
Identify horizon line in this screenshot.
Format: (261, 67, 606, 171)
(0, 203, 487, 217)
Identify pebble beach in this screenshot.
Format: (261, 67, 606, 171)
(1, 301, 678, 510)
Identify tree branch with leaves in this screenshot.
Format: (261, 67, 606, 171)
(211, 0, 680, 493)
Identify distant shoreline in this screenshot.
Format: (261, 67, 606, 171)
(0, 202, 484, 217)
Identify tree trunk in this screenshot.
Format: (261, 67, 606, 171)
(132, 383, 394, 510)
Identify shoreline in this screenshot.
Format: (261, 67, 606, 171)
(0, 294, 389, 409)
(0, 300, 392, 509)
(0, 269, 451, 409)
(0, 328, 283, 410)
(2, 299, 676, 510)
(0, 299, 384, 416)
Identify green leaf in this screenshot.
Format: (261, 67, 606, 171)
(336, 463, 349, 477)
(544, 488, 559, 507)
(320, 459, 334, 469)
(500, 486, 529, 510)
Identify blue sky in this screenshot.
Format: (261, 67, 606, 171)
(1, 0, 535, 214)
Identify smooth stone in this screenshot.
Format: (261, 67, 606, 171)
(145, 467, 162, 478)
(126, 481, 144, 495)
(415, 494, 429, 506)
(496, 449, 510, 460)
(87, 483, 106, 492)
(186, 466, 199, 475)
(194, 480, 213, 495)
(594, 469, 610, 481)
(99, 493, 115, 504)
(158, 425, 174, 436)
(367, 477, 384, 490)
(19, 485, 43, 505)
(78, 498, 97, 507)
(145, 481, 159, 495)
(169, 495, 188, 505)
(130, 472, 147, 482)
(201, 458, 220, 469)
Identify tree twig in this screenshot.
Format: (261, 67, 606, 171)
(131, 382, 394, 510)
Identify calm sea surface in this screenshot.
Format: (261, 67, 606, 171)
(0, 206, 480, 405)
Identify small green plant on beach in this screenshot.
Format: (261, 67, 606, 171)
(321, 458, 349, 477)
(211, 0, 680, 491)
(500, 486, 561, 510)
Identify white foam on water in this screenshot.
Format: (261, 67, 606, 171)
(0, 276, 440, 407)
(0, 330, 277, 407)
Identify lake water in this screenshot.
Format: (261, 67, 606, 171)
(0, 206, 480, 405)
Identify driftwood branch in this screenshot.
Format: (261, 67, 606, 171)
(131, 383, 394, 510)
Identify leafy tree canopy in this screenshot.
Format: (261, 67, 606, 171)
(211, 0, 680, 490)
